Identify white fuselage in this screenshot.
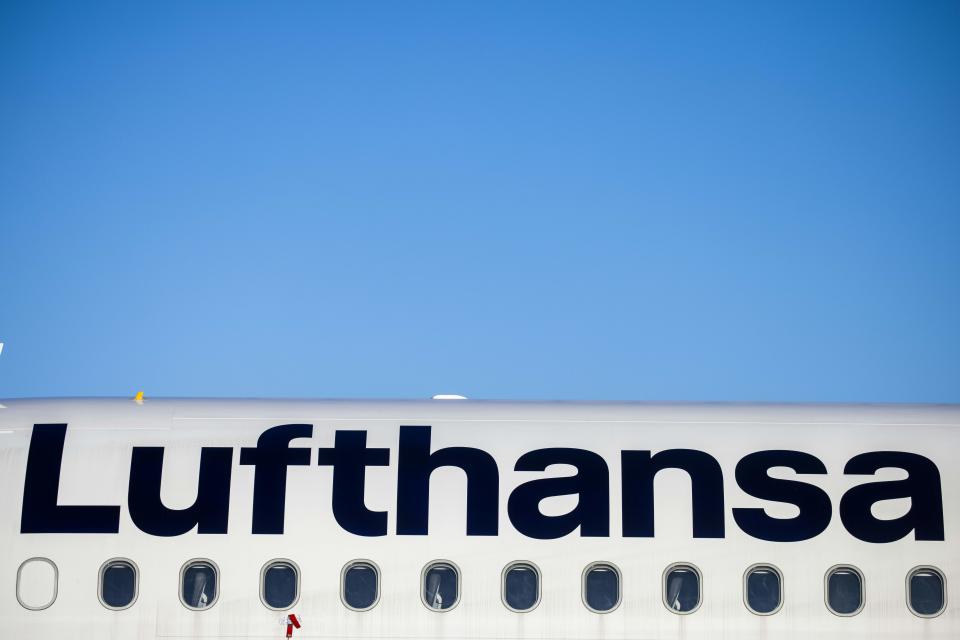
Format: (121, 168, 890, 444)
(0, 398, 957, 639)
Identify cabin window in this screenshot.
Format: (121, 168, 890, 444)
(503, 562, 540, 612)
(825, 566, 863, 616)
(180, 559, 219, 610)
(583, 563, 620, 612)
(422, 562, 460, 611)
(342, 561, 380, 611)
(99, 559, 138, 610)
(744, 565, 781, 615)
(261, 560, 299, 610)
(16, 558, 58, 611)
(664, 564, 701, 613)
(908, 567, 946, 617)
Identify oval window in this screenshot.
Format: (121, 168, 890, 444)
(422, 562, 459, 611)
(503, 563, 540, 612)
(908, 567, 945, 617)
(99, 559, 138, 610)
(583, 563, 620, 612)
(342, 561, 379, 611)
(181, 560, 219, 610)
(17, 558, 58, 611)
(664, 564, 701, 613)
(261, 560, 299, 610)
(745, 565, 781, 615)
(826, 566, 863, 616)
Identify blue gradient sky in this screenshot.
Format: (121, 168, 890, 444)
(1, 2, 958, 402)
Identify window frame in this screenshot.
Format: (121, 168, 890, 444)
(97, 557, 139, 611)
(420, 560, 461, 612)
(662, 562, 703, 615)
(259, 558, 301, 611)
(742, 563, 783, 616)
(340, 559, 381, 612)
(906, 565, 947, 619)
(581, 561, 622, 614)
(16, 557, 58, 611)
(179, 558, 221, 612)
(501, 561, 542, 613)
(824, 564, 865, 617)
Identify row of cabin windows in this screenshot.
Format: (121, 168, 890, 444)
(16, 558, 948, 618)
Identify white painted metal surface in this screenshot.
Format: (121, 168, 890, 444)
(0, 398, 957, 639)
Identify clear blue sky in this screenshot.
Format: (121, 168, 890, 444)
(1, 1, 958, 402)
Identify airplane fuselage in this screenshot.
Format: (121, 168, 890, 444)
(1, 398, 956, 639)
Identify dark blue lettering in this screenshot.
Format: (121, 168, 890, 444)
(732, 450, 831, 542)
(128, 446, 233, 536)
(396, 425, 499, 535)
(317, 431, 390, 536)
(20, 424, 121, 534)
(622, 449, 724, 538)
(240, 424, 312, 534)
(508, 448, 609, 539)
(840, 451, 944, 542)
